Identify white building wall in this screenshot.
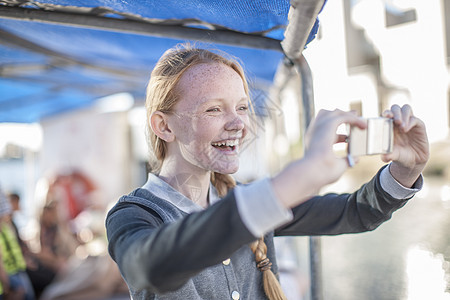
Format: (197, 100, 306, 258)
(40, 108, 132, 210)
(303, 0, 449, 143)
(303, 0, 352, 112)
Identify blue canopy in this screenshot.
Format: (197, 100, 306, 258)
(0, 0, 322, 123)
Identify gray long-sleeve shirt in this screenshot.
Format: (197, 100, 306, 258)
(106, 165, 421, 299)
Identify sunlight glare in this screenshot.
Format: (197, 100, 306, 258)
(406, 245, 450, 300)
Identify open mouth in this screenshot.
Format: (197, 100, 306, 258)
(211, 139, 239, 152)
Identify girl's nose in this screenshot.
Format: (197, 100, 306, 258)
(224, 113, 245, 131)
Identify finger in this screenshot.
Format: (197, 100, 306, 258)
(316, 109, 366, 130)
(339, 112, 367, 130)
(400, 104, 413, 130)
(380, 153, 393, 163)
(353, 116, 368, 129)
(401, 104, 413, 116)
(344, 154, 360, 168)
(346, 154, 355, 168)
(390, 104, 404, 127)
(402, 115, 421, 132)
(382, 109, 393, 118)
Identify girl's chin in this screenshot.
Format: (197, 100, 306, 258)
(211, 163, 240, 175)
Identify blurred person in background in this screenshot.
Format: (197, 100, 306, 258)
(0, 248, 9, 300)
(8, 193, 56, 299)
(0, 186, 34, 300)
(37, 200, 78, 279)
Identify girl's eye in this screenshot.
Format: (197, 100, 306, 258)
(238, 105, 249, 112)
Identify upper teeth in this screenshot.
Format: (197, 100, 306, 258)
(212, 139, 239, 147)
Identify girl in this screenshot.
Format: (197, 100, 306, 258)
(106, 44, 429, 300)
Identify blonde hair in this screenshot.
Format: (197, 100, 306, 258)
(145, 43, 286, 300)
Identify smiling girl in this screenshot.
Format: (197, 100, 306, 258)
(106, 44, 429, 300)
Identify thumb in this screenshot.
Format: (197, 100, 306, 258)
(381, 152, 394, 163)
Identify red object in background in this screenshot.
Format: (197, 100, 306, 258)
(47, 171, 96, 220)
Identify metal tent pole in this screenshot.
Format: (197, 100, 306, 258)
(0, 6, 282, 52)
(297, 55, 322, 300)
(280, 1, 326, 299)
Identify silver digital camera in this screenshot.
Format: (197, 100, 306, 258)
(347, 117, 394, 157)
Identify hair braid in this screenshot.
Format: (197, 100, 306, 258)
(210, 172, 236, 198)
(250, 238, 288, 300)
(211, 173, 287, 300)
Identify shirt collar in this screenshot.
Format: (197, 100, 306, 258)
(142, 173, 220, 214)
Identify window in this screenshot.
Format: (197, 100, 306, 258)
(385, 2, 417, 27)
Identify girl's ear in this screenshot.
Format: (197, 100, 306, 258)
(150, 111, 175, 142)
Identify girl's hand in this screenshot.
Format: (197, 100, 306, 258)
(303, 109, 367, 185)
(381, 104, 429, 187)
(272, 109, 367, 208)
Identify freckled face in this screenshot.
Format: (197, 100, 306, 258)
(166, 63, 250, 174)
